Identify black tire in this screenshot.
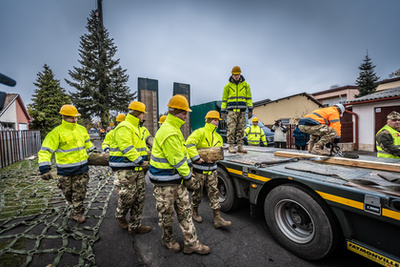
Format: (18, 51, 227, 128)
(264, 184, 339, 260)
(217, 167, 239, 212)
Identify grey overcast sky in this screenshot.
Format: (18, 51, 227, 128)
(1, 0, 399, 114)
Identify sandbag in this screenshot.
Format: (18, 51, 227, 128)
(197, 147, 224, 162)
(88, 153, 110, 166)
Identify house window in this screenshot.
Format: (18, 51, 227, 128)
(19, 123, 27, 130)
(280, 119, 290, 125)
(1, 123, 16, 130)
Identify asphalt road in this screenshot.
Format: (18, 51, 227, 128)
(88, 138, 380, 267)
(93, 176, 378, 267)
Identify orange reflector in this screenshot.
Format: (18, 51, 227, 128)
(251, 184, 258, 189)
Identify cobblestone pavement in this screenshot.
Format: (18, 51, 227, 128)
(0, 157, 113, 266)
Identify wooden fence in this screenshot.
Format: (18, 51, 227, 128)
(0, 130, 41, 169)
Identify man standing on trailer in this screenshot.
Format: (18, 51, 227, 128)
(221, 66, 253, 154)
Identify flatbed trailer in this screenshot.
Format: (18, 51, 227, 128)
(216, 146, 400, 266)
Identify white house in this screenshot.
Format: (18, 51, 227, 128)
(346, 87, 400, 151)
(0, 92, 31, 130)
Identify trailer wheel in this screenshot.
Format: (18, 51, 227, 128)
(264, 184, 339, 260)
(217, 167, 239, 212)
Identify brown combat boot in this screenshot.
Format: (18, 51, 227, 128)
(237, 144, 247, 154)
(311, 143, 330, 156)
(213, 209, 232, 228)
(228, 144, 236, 153)
(192, 207, 203, 223)
(183, 240, 210, 255)
(72, 214, 86, 224)
(129, 225, 151, 235)
(162, 239, 181, 253)
(117, 218, 128, 229)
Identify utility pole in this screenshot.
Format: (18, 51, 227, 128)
(95, 0, 103, 28)
(95, 0, 109, 129)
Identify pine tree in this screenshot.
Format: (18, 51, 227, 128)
(355, 52, 380, 98)
(28, 64, 71, 139)
(65, 10, 135, 128)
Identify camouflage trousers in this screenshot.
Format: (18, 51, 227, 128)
(298, 124, 337, 145)
(153, 184, 198, 247)
(114, 169, 146, 230)
(227, 111, 246, 144)
(192, 170, 220, 210)
(57, 171, 89, 216)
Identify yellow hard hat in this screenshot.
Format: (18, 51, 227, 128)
(158, 115, 167, 124)
(252, 117, 258, 122)
(205, 110, 222, 121)
(128, 101, 147, 113)
(59, 104, 81, 117)
(231, 66, 241, 75)
(167, 95, 192, 112)
(116, 114, 126, 122)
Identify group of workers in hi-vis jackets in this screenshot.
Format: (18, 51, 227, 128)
(37, 66, 399, 256)
(37, 94, 233, 255)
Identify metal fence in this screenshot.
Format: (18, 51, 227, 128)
(0, 130, 41, 169)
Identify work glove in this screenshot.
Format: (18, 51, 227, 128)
(221, 112, 226, 120)
(41, 172, 53, 180)
(248, 111, 253, 120)
(333, 137, 340, 144)
(141, 161, 150, 174)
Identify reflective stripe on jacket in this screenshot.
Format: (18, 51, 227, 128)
(221, 76, 253, 112)
(109, 114, 148, 169)
(38, 120, 94, 176)
(245, 125, 267, 146)
(376, 124, 400, 159)
(149, 113, 192, 184)
(300, 106, 341, 138)
(186, 122, 223, 171)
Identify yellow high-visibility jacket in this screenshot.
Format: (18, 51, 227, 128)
(38, 120, 95, 176)
(109, 114, 148, 170)
(300, 106, 341, 138)
(142, 126, 150, 142)
(245, 125, 267, 146)
(102, 130, 114, 152)
(186, 122, 223, 172)
(148, 114, 192, 184)
(221, 76, 253, 113)
(376, 125, 400, 159)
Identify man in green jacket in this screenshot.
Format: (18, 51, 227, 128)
(221, 66, 253, 154)
(38, 104, 96, 223)
(376, 111, 400, 159)
(109, 101, 151, 235)
(149, 95, 210, 255)
(186, 110, 232, 229)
